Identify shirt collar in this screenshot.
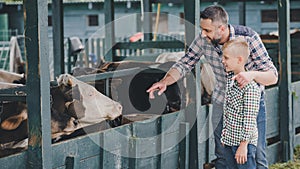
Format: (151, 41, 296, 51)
(228, 24, 235, 40)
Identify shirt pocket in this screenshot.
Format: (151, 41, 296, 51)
(226, 92, 243, 119)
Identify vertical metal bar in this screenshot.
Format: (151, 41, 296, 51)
(129, 124, 137, 169)
(184, 0, 195, 47)
(156, 117, 162, 169)
(195, 0, 200, 34)
(179, 122, 190, 169)
(99, 134, 104, 169)
(52, 0, 64, 77)
(238, 1, 246, 26)
(278, 0, 294, 162)
(104, 0, 115, 62)
(97, 38, 101, 63)
(195, 61, 203, 169)
(142, 0, 152, 41)
(24, 0, 52, 168)
(68, 38, 72, 73)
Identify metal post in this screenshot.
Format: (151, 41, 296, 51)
(52, 0, 65, 78)
(24, 0, 52, 168)
(184, 0, 195, 47)
(142, 0, 153, 41)
(238, 1, 246, 26)
(278, 0, 294, 162)
(179, 122, 190, 169)
(104, 0, 115, 62)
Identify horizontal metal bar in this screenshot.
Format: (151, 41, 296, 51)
(114, 41, 185, 50)
(0, 86, 27, 95)
(75, 67, 141, 82)
(0, 95, 26, 102)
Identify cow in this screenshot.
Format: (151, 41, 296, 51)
(0, 74, 123, 156)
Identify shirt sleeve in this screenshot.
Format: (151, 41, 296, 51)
(241, 85, 261, 142)
(247, 33, 278, 77)
(172, 33, 204, 78)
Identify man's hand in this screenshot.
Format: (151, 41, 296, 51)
(232, 71, 254, 88)
(146, 81, 167, 99)
(235, 141, 248, 164)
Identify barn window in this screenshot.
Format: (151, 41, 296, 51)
(261, 10, 277, 22)
(261, 9, 300, 22)
(88, 15, 99, 26)
(48, 15, 52, 26)
(291, 9, 300, 22)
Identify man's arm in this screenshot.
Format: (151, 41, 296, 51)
(147, 68, 181, 99)
(233, 70, 278, 88)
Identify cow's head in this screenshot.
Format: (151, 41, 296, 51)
(57, 74, 122, 125)
(50, 83, 86, 139)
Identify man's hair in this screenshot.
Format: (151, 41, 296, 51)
(222, 37, 250, 62)
(200, 5, 229, 25)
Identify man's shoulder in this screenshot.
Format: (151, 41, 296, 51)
(232, 25, 257, 37)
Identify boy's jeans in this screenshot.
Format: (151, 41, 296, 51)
(212, 94, 268, 169)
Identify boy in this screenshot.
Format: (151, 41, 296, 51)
(221, 38, 261, 169)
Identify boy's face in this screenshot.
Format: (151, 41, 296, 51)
(200, 18, 223, 45)
(222, 49, 239, 72)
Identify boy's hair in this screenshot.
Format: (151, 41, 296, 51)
(200, 5, 229, 25)
(222, 37, 250, 62)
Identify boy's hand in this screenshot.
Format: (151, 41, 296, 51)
(235, 141, 248, 164)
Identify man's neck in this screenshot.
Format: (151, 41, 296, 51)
(219, 26, 230, 45)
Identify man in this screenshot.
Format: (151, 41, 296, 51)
(146, 5, 278, 169)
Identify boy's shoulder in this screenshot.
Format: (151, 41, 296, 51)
(243, 81, 261, 93)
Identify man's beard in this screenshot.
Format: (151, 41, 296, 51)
(211, 38, 221, 46)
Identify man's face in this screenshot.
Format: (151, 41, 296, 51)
(200, 18, 223, 45)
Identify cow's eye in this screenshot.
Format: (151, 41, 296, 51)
(73, 119, 79, 126)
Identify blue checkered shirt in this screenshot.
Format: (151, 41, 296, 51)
(221, 72, 260, 146)
(172, 24, 278, 105)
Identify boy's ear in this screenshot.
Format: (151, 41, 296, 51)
(237, 56, 243, 63)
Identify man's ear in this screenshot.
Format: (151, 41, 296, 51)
(220, 24, 227, 32)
